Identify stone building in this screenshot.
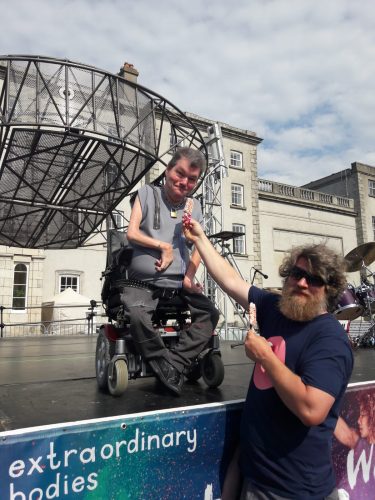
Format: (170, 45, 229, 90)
(258, 178, 357, 287)
(0, 111, 361, 331)
(304, 162, 375, 247)
(0, 58, 367, 334)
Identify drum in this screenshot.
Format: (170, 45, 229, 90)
(334, 286, 363, 321)
(356, 284, 375, 314)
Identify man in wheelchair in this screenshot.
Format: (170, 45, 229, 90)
(124, 147, 219, 395)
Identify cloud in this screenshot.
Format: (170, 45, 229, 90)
(1, 0, 375, 185)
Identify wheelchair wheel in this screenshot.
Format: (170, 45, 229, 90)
(108, 359, 129, 396)
(185, 361, 202, 382)
(96, 330, 111, 390)
(202, 353, 224, 388)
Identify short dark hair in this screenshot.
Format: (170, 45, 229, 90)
(167, 147, 206, 175)
(279, 243, 347, 311)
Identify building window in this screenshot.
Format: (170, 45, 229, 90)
(60, 211, 79, 238)
(105, 163, 123, 189)
(109, 210, 124, 230)
(108, 125, 121, 145)
(59, 275, 80, 293)
(369, 180, 375, 197)
(230, 150, 243, 169)
(59, 208, 80, 242)
(12, 263, 28, 310)
(205, 187, 214, 204)
(170, 130, 177, 148)
(232, 224, 246, 255)
(231, 184, 244, 207)
(204, 216, 216, 237)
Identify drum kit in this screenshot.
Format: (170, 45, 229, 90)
(334, 243, 375, 348)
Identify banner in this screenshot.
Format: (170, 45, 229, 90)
(333, 381, 375, 499)
(1, 381, 375, 499)
(0, 402, 242, 500)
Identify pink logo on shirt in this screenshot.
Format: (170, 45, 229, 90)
(253, 336, 286, 390)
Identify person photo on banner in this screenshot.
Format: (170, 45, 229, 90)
(334, 391, 375, 499)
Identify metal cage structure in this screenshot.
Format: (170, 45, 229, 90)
(0, 55, 207, 249)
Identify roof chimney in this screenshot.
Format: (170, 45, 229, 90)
(119, 62, 139, 83)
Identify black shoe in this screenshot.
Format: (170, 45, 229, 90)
(149, 358, 183, 396)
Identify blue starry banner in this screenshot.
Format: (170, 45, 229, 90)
(0, 401, 242, 500)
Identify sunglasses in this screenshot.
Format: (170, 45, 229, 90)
(288, 266, 326, 287)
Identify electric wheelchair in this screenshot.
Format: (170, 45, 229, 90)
(95, 230, 225, 397)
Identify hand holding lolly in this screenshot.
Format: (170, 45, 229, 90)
(247, 301, 273, 348)
(245, 302, 273, 368)
(231, 302, 257, 348)
(182, 198, 193, 227)
(182, 212, 192, 227)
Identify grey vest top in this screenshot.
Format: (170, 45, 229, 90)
(128, 185, 204, 288)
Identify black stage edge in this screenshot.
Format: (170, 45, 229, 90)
(0, 337, 374, 432)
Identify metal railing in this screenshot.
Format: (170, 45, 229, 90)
(217, 326, 248, 341)
(0, 301, 100, 338)
(258, 179, 354, 210)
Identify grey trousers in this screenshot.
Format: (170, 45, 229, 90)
(240, 478, 339, 500)
(121, 286, 219, 373)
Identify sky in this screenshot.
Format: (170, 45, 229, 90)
(1, 0, 375, 185)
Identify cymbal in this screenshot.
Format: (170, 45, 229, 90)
(208, 230, 245, 241)
(344, 242, 375, 272)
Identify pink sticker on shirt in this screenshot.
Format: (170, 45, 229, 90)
(253, 336, 286, 390)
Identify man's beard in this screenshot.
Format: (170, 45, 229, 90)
(278, 282, 327, 322)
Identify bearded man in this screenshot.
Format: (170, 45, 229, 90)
(182, 217, 353, 500)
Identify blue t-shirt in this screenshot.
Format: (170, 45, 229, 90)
(240, 286, 353, 499)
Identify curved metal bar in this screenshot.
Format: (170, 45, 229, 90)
(0, 55, 207, 248)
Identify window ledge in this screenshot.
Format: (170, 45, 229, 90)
(230, 204, 247, 210)
(229, 166, 245, 171)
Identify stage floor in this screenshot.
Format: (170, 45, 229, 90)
(0, 336, 374, 432)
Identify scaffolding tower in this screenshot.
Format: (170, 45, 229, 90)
(202, 123, 248, 334)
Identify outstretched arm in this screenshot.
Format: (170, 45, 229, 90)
(126, 196, 173, 272)
(183, 218, 250, 308)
